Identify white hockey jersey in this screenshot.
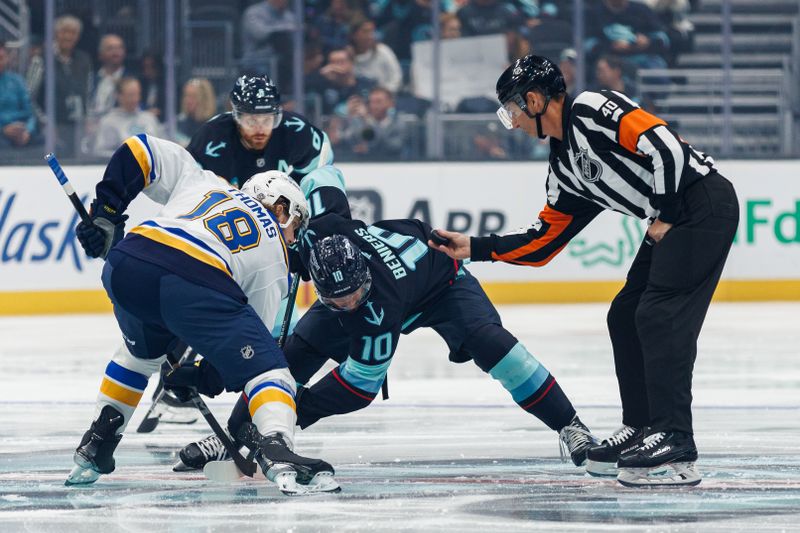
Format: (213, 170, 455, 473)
(113, 134, 289, 328)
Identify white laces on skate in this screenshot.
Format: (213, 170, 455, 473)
(605, 425, 636, 446)
(558, 418, 594, 463)
(196, 435, 228, 461)
(639, 432, 666, 451)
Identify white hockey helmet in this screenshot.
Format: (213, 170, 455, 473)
(241, 170, 310, 230)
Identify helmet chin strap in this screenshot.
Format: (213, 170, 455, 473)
(523, 94, 552, 139)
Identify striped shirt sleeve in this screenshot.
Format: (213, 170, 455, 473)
(635, 125, 686, 223)
(471, 177, 603, 266)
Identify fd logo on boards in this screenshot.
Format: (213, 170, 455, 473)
(241, 345, 254, 359)
(575, 148, 603, 183)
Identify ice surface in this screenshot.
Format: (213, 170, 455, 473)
(1, 303, 799, 532)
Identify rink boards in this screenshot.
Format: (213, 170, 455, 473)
(0, 160, 799, 313)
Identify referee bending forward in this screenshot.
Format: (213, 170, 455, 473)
(430, 55, 738, 488)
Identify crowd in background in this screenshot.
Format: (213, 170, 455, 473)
(0, 0, 699, 162)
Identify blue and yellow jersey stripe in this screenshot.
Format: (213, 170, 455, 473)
(245, 381, 296, 417)
(130, 220, 233, 276)
(99, 361, 148, 407)
(124, 134, 157, 188)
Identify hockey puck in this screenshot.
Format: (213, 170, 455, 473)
(430, 230, 450, 246)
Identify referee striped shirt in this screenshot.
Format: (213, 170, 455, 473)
(471, 90, 716, 266)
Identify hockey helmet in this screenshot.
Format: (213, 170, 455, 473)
(230, 75, 282, 129)
(241, 170, 309, 230)
(308, 235, 372, 312)
(495, 55, 566, 135)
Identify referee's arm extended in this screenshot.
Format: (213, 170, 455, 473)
(429, 187, 602, 265)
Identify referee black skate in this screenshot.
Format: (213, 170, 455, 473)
(430, 55, 739, 487)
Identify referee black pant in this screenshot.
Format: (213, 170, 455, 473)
(607, 172, 739, 435)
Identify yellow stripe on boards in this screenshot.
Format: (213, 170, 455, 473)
(0, 290, 113, 315)
(99, 378, 143, 407)
(129, 226, 231, 276)
(2, 280, 800, 315)
(248, 388, 296, 417)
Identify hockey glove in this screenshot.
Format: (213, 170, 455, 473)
(288, 247, 310, 281)
(163, 358, 225, 401)
(75, 200, 128, 259)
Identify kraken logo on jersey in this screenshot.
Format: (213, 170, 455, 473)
(576, 148, 603, 183)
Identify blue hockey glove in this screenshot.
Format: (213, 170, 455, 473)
(75, 200, 128, 259)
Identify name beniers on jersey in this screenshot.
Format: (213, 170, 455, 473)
(354, 227, 407, 279)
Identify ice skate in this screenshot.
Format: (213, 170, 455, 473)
(236, 422, 340, 495)
(585, 425, 646, 477)
(558, 415, 597, 466)
(65, 405, 124, 486)
(173, 432, 231, 472)
(617, 431, 701, 487)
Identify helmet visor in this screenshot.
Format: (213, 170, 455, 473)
(234, 111, 283, 130)
(316, 277, 372, 312)
(496, 95, 526, 130)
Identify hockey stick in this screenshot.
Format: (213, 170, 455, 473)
(136, 345, 196, 433)
(203, 275, 302, 482)
(45, 153, 92, 224)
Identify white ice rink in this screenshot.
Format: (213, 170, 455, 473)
(1, 303, 799, 532)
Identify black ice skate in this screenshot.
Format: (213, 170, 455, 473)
(173, 433, 231, 472)
(558, 415, 597, 466)
(617, 430, 701, 487)
(236, 422, 340, 495)
(585, 425, 646, 477)
(65, 405, 124, 486)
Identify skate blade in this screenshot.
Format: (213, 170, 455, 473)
(173, 459, 201, 473)
(65, 464, 100, 486)
(160, 406, 199, 425)
(617, 462, 701, 488)
(585, 460, 618, 477)
(304, 472, 341, 494)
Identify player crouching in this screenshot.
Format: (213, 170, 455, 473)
(65, 133, 339, 495)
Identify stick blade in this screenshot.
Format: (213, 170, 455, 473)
(204, 460, 257, 482)
(136, 413, 161, 433)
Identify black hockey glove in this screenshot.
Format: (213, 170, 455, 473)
(75, 200, 128, 259)
(288, 246, 310, 281)
(163, 358, 225, 401)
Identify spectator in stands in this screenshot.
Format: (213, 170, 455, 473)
(0, 40, 37, 148)
(93, 77, 162, 156)
(457, 0, 532, 61)
(29, 14, 93, 156)
(240, 0, 297, 85)
(457, 0, 521, 37)
(138, 51, 165, 120)
(558, 48, 577, 94)
(440, 12, 462, 39)
(306, 47, 376, 115)
(90, 34, 128, 118)
(176, 78, 217, 146)
(313, 0, 365, 54)
(586, 0, 670, 70)
(351, 19, 404, 93)
(332, 87, 407, 160)
(594, 55, 639, 99)
(644, 0, 695, 65)
(370, 0, 438, 68)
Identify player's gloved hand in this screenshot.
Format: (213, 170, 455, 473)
(163, 358, 225, 401)
(75, 200, 128, 259)
(288, 247, 310, 281)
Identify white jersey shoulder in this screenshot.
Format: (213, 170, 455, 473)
(129, 135, 289, 327)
